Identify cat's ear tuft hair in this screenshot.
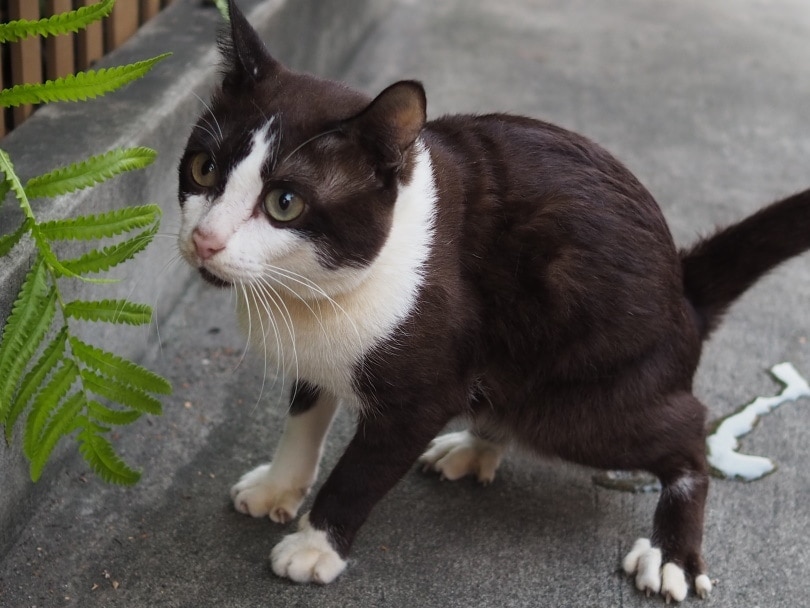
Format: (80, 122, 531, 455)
(349, 80, 427, 171)
(219, 0, 280, 89)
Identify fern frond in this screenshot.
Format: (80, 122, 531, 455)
(65, 299, 152, 326)
(78, 425, 141, 485)
(0, 0, 115, 43)
(88, 400, 142, 426)
(0, 219, 31, 257)
(0, 180, 10, 208)
(5, 329, 69, 442)
(0, 148, 34, 219)
(0, 258, 56, 419)
(29, 392, 85, 482)
(58, 223, 158, 276)
(23, 359, 79, 459)
(214, 0, 230, 21)
(26, 148, 157, 200)
(38, 204, 160, 241)
(72, 338, 171, 396)
(80, 368, 162, 415)
(0, 54, 171, 108)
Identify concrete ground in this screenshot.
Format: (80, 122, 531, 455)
(2, 0, 810, 606)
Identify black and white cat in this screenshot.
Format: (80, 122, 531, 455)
(177, 0, 810, 601)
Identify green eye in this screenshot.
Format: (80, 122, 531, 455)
(190, 152, 218, 188)
(264, 189, 305, 222)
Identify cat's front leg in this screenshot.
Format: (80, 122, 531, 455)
(231, 383, 338, 524)
(270, 410, 451, 584)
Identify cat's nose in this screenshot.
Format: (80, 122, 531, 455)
(192, 228, 226, 260)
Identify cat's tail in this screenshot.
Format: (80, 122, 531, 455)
(680, 187, 810, 339)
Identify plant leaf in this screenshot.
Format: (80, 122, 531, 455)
(58, 222, 158, 276)
(29, 391, 85, 482)
(80, 368, 163, 415)
(4, 328, 68, 443)
(65, 299, 152, 326)
(78, 426, 141, 485)
(37, 204, 160, 241)
(0, 148, 34, 219)
(26, 148, 157, 200)
(72, 338, 171, 396)
(87, 400, 142, 426)
(0, 258, 57, 420)
(0, 0, 115, 43)
(0, 54, 171, 108)
(23, 359, 79, 459)
(0, 218, 31, 257)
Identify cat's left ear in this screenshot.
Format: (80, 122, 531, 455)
(347, 80, 427, 172)
(220, 0, 281, 89)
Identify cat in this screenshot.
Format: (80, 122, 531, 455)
(177, 0, 810, 601)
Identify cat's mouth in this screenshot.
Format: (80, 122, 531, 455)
(199, 267, 232, 288)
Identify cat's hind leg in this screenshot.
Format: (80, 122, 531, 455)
(418, 428, 505, 484)
(231, 382, 338, 524)
(621, 392, 713, 602)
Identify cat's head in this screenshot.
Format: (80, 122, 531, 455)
(177, 0, 427, 298)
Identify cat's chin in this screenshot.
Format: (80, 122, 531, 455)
(199, 267, 232, 288)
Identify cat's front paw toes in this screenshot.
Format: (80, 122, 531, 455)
(418, 430, 504, 484)
(622, 538, 712, 602)
(230, 463, 308, 523)
(270, 514, 347, 584)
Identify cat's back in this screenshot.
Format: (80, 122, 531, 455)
(421, 113, 690, 374)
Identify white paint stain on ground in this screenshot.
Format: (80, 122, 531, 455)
(707, 362, 810, 481)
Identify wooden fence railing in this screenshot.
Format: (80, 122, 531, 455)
(1, 0, 176, 138)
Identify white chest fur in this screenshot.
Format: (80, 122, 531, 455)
(236, 143, 437, 403)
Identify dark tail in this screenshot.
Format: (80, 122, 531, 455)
(680, 187, 810, 339)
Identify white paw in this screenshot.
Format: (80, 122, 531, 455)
(270, 514, 347, 584)
(230, 463, 308, 523)
(622, 538, 710, 602)
(418, 430, 504, 484)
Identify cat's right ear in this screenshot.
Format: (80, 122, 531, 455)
(219, 0, 281, 89)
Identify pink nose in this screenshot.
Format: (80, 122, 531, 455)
(192, 228, 226, 260)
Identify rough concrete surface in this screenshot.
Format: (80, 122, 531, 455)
(1, 0, 810, 607)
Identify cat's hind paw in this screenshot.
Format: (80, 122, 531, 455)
(230, 463, 308, 524)
(622, 538, 712, 602)
(270, 514, 347, 584)
(418, 430, 504, 484)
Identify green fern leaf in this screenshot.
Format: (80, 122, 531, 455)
(65, 299, 152, 326)
(0, 180, 10, 208)
(0, 258, 57, 419)
(79, 369, 163, 415)
(4, 329, 68, 442)
(87, 400, 142, 426)
(0, 54, 171, 108)
(72, 338, 171, 396)
(23, 359, 79, 459)
(0, 218, 31, 257)
(29, 392, 85, 482)
(0, 148, 34, 219)
(78, 426, 141, 485)
(214, 0, 230, 21)
(58, 222, 158, 276)
(0, 0, 115, 43)
(26, 148, 157, 200)
(38, 204, 160, 241)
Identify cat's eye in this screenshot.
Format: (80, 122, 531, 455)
(190, 152, 218, 188)
(264, 189, 306, 222)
